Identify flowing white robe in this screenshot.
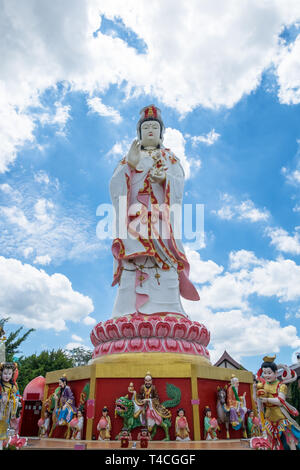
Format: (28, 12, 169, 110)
(110, 147, 199, 317)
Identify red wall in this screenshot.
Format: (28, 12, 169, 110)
(93, 377, 193, 441)
(197, 378, 252, 440)
(43, 376, 253, 441)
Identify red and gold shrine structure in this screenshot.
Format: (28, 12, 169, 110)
(41, 313, 255, 441)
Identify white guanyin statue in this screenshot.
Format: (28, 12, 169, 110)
(110, 105, 199, 318)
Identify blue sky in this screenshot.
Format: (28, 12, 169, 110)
(1, 1, 300, 374)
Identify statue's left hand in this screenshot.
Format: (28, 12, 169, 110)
(150, 166, 167, 184)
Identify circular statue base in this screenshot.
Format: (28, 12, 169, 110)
(90, 313, 211, 363)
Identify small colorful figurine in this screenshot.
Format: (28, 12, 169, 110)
(38, 410, 51, 438)
(247, 410, 261, 438)
(70, 409, 84, 440)
(204, 406, 220, 440)
(137, 427, 151, 448)
(118, 428, 132, 448)
(97, 406, 111, 441)
(226, 374, 247, 438)
(175, 408, 190, 441)
(0, 362, 20, 442)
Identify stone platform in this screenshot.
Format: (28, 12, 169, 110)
(23, 437, 251, 450)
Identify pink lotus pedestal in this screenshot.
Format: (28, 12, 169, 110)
(90, 313, 211, 361)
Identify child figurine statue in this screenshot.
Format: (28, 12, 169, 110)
(175, 408, 190, 441)
(118, 428, 132, 448)
(137, 428, 151, 448)
(97, 406, 111, 441)
(247, 410, 261, 438)
(38, 410, 51, 438)
(204, 406, 220, 440)
(70, 410, 84, 440)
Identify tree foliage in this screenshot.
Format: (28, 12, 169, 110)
(290, 378, 300, 426)
(17, 349, 74, 394)
(0, 317, 34, 362)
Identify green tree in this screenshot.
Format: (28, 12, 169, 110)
(289, 379, 300, 426)
(0, 317, 34, 362)
(65, 347, 93, 367)
(17, 349, 74, 394)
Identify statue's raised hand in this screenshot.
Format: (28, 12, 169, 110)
(127, 139, 141, 169)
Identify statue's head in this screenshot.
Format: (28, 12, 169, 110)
(0, 362, 16, 384)
(137, 105, 165, 148)
(177, 407, 185, 417)
(230, 375, 239, 387)
(261, 355, 277, 382)
(144, 372, 153, 388)
(59, 374, 67, 388)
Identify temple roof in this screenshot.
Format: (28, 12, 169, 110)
(214, 350, 246, 370)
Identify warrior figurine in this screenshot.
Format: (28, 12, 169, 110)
(136, 372, 171, 433)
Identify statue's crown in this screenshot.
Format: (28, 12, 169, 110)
(137, 105, 165, 140)
(263, 355, 276, 363)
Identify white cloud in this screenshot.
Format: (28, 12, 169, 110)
(276, 33, 300, 105)
(0, 256, 94, 331)
(212, 193, 270, 223)
(266, 226, 300, 255)
(282, 166, 300, 185)
(183, 249, 300, 362)
(33, 254, 52, 266)
(185, 246, 224, 284)
(0, 176, 105, 264)
(1, 0, 300, 170)
(190, 129, 220, 147)
(37, 101, 71, 137)
(106, 138, 131, 161)
(229, 249, 263, 271)
(87, 97, 122, 124)
(82, 316, 97, 326)
(164, 128, 202, 179)
(71, 334, 83, 342)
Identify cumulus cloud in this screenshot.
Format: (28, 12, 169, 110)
(1, 0, 300, 171)
(190, 129, 220, 147)
(0, 174, 106, 265)
(266, 226, 300, 255)
(212, 193, 270, 223)
(183, 249, 300, 362)
(87, 97, 122, 124)
(164, 128, 201, 179)
(0, 256, 95, 331)
(185, 246, 224, 284)
(276, 33, 300, 105)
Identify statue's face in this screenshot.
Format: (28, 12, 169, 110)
(140, 120, 161, 148)
(232, 378, 239, 388)
(2, 367, 13, 382)
(262, 367, 276, 383)
(144, 375, 152, 388)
